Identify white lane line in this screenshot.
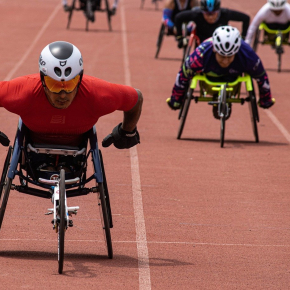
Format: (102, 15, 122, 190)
(4, 4, 61, 81)
(120, 3, 151, 290)
(1, 239, 289, 247)
(264, 110, 290, 143)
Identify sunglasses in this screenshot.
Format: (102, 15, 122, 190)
(202, 10, 219, 16)
(44, 74, 80, 94)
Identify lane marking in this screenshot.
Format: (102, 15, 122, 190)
(0, 239, 289, 247)
(264, 110, 290, 143)
(120, 3, 151, 290)
(4, 4, 61, 81)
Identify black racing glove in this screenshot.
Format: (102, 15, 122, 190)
(258, 97, 275, 109)
(0, 131, 10, 147)
(102, 123, 140, 149)
(176, 36, 188, 49)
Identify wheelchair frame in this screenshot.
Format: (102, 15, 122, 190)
(155, 23, 187, 61)
(177, 74, 260, 147)
(140, 0, 162, 10)
(67, 0, 112, 32)
(0, 119, 113, 274)
(181, 28, 200, 66)
(253, 23, 290, 72)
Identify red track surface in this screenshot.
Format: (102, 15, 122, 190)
(0, 0, 290, 289)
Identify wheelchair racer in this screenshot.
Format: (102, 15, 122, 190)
(167, 25, 275, 114)
(63, 0, 119, 18)
(0, 41, 142, 150)
(162, 0, 199, 35)
(175, 0, 250, 49)
(245, 0, 290, 48)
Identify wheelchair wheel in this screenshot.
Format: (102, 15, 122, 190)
(67, 0, 76, 29)
(155, 24, 165, 59)
(276, 32, 283, 72)
(0, 146, 13, 230)
(98, 182, 113, 258)
(248, 89, 259, 143)
(99, 150, 113, 228)
(253, 28, 260, 52)
(177, 88, 193, 139)
(58, 169, 66, 274)
(104, 0, 112, 31)
(220, 85, 227, 148)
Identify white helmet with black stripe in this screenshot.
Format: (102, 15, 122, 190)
(212, 26, 241, 57)
(267, 0, 287, 11)
(39, 41, 83, 83)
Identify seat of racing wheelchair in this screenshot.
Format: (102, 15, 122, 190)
(25, 143, 87, 181)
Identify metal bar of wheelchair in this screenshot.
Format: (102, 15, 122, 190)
(14, 184, 92, 199)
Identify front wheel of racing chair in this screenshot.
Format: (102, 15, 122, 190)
(58, 169, 66, 274)
(219, 84, 227, 148)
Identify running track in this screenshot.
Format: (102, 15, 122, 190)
(0, 0, 289, 289)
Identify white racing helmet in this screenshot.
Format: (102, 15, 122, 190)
(212, 26, 241, 56)
(268, 0, 287, 11)
(39, 41, 83, 89)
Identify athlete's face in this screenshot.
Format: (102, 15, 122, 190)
(202, 10, 219, 24)
(215, 53, 235, 68)
(44, 87, 78, 109)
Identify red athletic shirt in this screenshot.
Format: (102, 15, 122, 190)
(0, 74, 138, 145)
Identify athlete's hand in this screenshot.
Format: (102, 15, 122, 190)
(102, 123, 140, 149)
(258, 97, 275, 109)
(176, 36, 188, 49)
(0, 131, 10, 147)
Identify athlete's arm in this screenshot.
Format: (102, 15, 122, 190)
(190, 0, 199, 8)
(122, 89, 143, 132)
(102, 89, 143, 149)
(226, 9, 250, 39)
(171, 43, 205, 103)
(245, 6, 268, 45)
(174, 10, 197, 37)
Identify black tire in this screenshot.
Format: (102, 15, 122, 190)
(66, 0, 76, 29)
(248, 91, 259, 143)
(98, 183, 113, 259)
(220, 85, 227, 148)
(253, 28, 260, 52)
(140, 0, 145, 9)
(58, 169, 66, 274)
(0, 146, 13, 230)
(155, 24, 165, 59)
(0, 146, 12, 200)
(104, 0, 112, 31)
(99, 150, 113, 228)
(177, 88, 193, 139)
(0, 178, 12, 230)
(278, 51, 282, 72)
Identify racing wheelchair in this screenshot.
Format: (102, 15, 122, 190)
(140, 0, 162, 10)
(177, 74, 259, 147)
(67, 0, 112, 31)
(0, 119, 113, 274)
(155, 23, 189, 60)
(253, 22, 290, 72)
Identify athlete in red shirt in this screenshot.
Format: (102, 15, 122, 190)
(0, 41, 142, 149)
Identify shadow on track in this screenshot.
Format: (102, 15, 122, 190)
(179, 138, 288, 147)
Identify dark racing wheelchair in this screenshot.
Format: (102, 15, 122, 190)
(177, 74, 259, 147)
(67, 0, 112, 31)
(0, 119, 113, 274)
(253, 22, 290, 72)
